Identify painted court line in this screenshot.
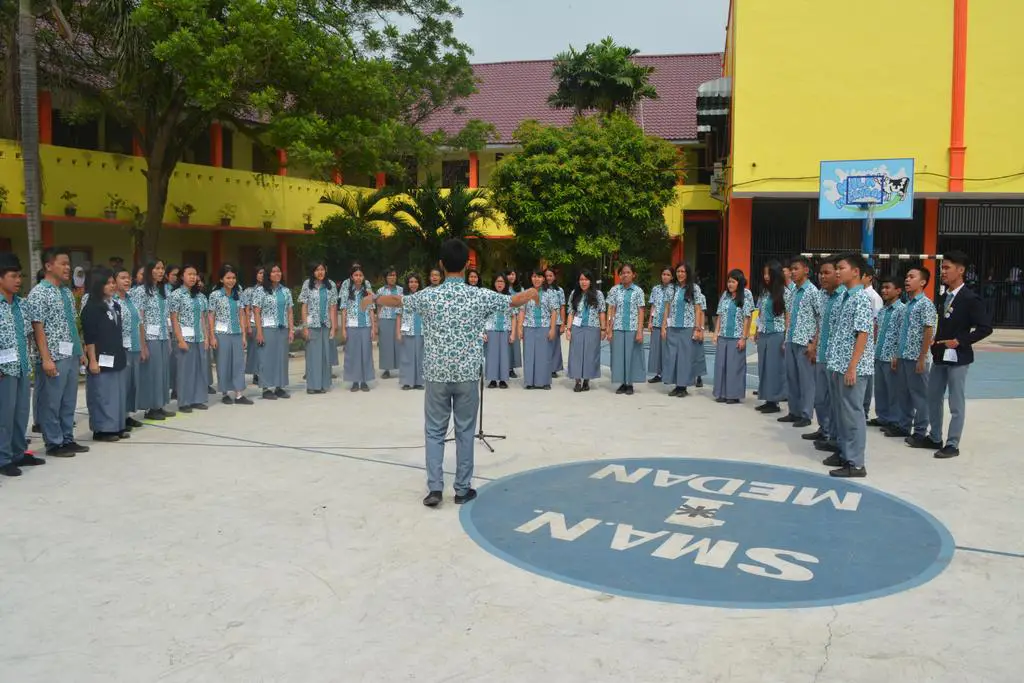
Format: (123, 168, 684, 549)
(954, 545, 1024, 560)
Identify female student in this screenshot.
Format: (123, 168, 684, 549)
(81, 268, 129, 441)
(565, 269, 606, 392)
(133, 266, 145, 289)
(114, 267, 146, 428)
(543, 268, 566, 377)
(466, 268, 483, 288)
(340, 264, 376, 392)
(396, 273, 425, 390)
(661, 262, 704, 397)
(197, 272, 215, 394)
(647, 266, 674, 383)
(243, 267, 264, 384)
(520, 269, 557, 390)
(714, 269, 755, 404)
(299, 260, 338, 394)
(605, 263, 646, 395)
(428, 267, 444, 288)
(253, 263, 293, 400)
(505, 269, 523, 377)
(755, 261, 789, 414)
(375, 267, 403, 379)
(209, 264, 251, 405)
(164, 264, 181, 396)
(484, 273, 514, 388)
(131, 260, 174, 420)
(168, 265, 210, 413)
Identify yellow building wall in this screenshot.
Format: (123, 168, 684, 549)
(731, 0, 953, 196)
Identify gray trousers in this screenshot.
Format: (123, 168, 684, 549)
(873, 359, 899, 425)
(814, 363, 834, 439)
(897, 359, 930, 437)
(831, 371, 868, 467)
(0, 372, 31, 466)
(36, 356, 79, 449)
(124, 351, 140, 414)
(785, 342, 815, 419)
(425, 380, 479, 495)
(863, 376, 874, 416)
(928, 363, 969, 448)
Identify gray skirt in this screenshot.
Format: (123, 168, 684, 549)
(330, 331, 339, 367)
(216, 333, 246, 393)
(344, 326, 375, 383)
(714, 336, 747, 400)
(377, 319, 399, 371)
(305, 326, 333, 392)
(648, 328, 664, 375)
(87, 368, 126, 434)
(663, 327, 695, 387)
(693, 335, 707, 378)
(399, 335, 424, 387)
(485, 331, 511, 382)
(510, 335, 522, 369)
(567, 325, 602, 380)
(168, 336, 177, 390)
(522, 326, 552, 387)
(550, 325, 564, 372)
(260, 327, 290, 389)
(138, 339, 171, 410)
(123, 350, 140, 413)
(175, 342, 208, 406)
(245, 326, 260, 375)
(610, 329, 646, 384)
(756, 332, 786, 402)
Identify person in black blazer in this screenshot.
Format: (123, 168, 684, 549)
(926, 250, 993, 459)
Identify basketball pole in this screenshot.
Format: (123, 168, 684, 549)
(862, 204, 876, 266)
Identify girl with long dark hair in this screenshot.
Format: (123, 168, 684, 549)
(340, 264, 376, 391)
(299, 260, 338, 394)
(209, 264, 252, 404)
(566, 269, 606, 392)
(428, 268, 443, 287)
(755, 260, 789, 413)
(130, 260, 174, 419)
(505, 269, 523, 376)
(375, 267, 403, 378)
(647, 266, 674, 383)
(253, 263, 294, 399)
(396, 273, 425, 390)
(605, 264, 646, 395)
(519, 269, 557, 389)
(484, 273, 513, 388)
(243, 267, 265, 383)
(713, 269, 754, 404)
(660, 262, 705, 396)
(543, 268, 566, 377)
(168, 265, 210, 412)
(465, 268, 482, 288)
(113, 267, 146, 428)
(82, 268, 129, 441)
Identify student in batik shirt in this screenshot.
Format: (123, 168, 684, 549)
(242, 267, 264, 382)
(340, 264, 376, 392)
(209, 264, 252, 404)
(713, 269, 754, 404)
(887, 266, 936, 446)
(298, 260, 338, 395)
(543, 268, 567, 378)
(781, 255, 820, 428)
(660, 262, 705, 397)
(113, 267, 147, 428)
(253, 263, 294, 400)
(81, 268, 129, 441)
(647, 266, 674, 384)
(605, 263, 646, 395)
(519, 269, 557, 389)
(869, 275, 905, 430)
(566, 269, 606, 392)
(755, 260, 789, 414)
(484, 273, 515, 388)
(505, 269, 523, 377)
(375, 268, 403, 378)
(168, 265, 211, 412)
(396, 273, 426, 390)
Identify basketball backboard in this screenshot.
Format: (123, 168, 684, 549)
(819, 158, 915, 220)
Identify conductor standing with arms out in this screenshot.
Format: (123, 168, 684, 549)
(369, 240, 539, 507)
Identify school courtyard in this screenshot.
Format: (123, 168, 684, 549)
(1, 335, 1022, 682)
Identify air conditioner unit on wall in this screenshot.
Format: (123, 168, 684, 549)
(710, 162, 725, 202)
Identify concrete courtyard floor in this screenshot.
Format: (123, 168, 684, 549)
(1, 346, 1022, 682)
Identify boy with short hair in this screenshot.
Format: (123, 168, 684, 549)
(803, 259, 843, 453)
(869, 276, 905, 429)
(886, 267, 937, 448)
(780, 255, 820, 428)
(824, 253, 875, 478)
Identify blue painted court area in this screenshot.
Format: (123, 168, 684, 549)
(461, 458, 955, 608)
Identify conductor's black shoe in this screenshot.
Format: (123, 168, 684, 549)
(207, 385, 216, 394)
(866, 418, 886, 427)
(499, 381, 508, 389)
(802, 429, 824, 441)
(822, 453, 846, 468)
(31, 423, 41, 434)
(574, 381, 583, 393)
(65, 441, 90, 453)
(648, 375, 661, 383)
(454, 489, 478, 505)
(725, 399, 739, 404)
(423, 491, 443, 507)
(830, 464, 866, 478)
(757, 402, 781, 413)
(615, 384, 627, 394)
(158, 408, 176, 418)
(882, 425, 908, 437)
(488, 380, 498, 388)
(93, 432, 120, 442)
(669, 387, 682, 397)
(934, 445, 960, 459)
(676, 387, 688, 397)
(777, 414, 798, 423)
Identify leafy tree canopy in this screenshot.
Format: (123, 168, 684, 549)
(547, 36, 658, 117)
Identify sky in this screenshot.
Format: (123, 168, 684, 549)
(451, 0, 730, 63)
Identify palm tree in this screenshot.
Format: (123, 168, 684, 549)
(311, 186, 405, 276)
(548, 37, 658, 118)
(319, 186, 403, 231)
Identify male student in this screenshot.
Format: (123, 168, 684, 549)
(780, 255, 820, 428)
(861, 265, 884, 419)
(803, 259, 844, 453)
(27, 247, 89, 457)
(824, 253, 875, 478)
(869, 276, 905, 430)
(886, 267, 936, 447)
(927, 251, 993, 459)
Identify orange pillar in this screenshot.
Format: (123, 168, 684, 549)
(671, 235, 685, 266)
(948, 0, 968, 192)
(468, 247, 478, 269)
(923, 199, 939, 299)
(468, 152, 479, 189)
(375, 172, 386, 189)
(41, 221, 55, 249)
(276, 234, 288, 279)
(276, 149, 287, 176)
(211, 230, 224, 270)
(331, 168, 343, 185)
(132, 135, 144, 157)
(210, 123, 224, 168)
(726, 198, 753, 278)
(38, 91, 52, 144)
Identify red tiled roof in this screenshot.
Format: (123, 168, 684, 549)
(421, 52, 724, 144)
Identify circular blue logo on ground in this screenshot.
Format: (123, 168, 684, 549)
(460, 458, 954, 608)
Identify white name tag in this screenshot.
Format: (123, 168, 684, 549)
(572, 315, 583, 327)
(58, 341, 74, 355)
(306, 315, 315, 325)
(146, 324, 161, 337)
(216, 321, 229, 334)
(0, 347, 17, 363)
(346, 314, 358, 328)
(123, 338, 132, 349)
(401, 320, 412, 333)
(98, 354, 114, 368)
(943, 348, 958, 363)
(180, 326, 195, 338)
(262, 317, 276, 328)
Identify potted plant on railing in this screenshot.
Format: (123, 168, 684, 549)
(303, 209, 314, 231)
(104, 193, 126, 220)
(172, 202, 196, 224)
(219, 203, 237, 227)
(0, 185, 8, 213)
(262, 209, 275, 230)
(61, 191, 78, 216)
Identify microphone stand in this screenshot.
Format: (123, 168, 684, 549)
(446, 364, 506, 452)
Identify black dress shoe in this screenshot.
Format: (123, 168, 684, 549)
(93, 432, 120, 442)
(45, 445, 75, 458)
(178, 405, 193, 413)
(359, 383, 370, 392)
(882, 426, 908, 437)
(382, 370, 391, 379)
(454, 489, 478, 504)
(158, 408, 176, 418)
(0, 463, 23, 477)
(906, 434, 943, 450)
(777, 414, 798, 423)
(793, 418, 812, 428)
(574, 382, 583, 393)
(350, 384, 360, 392)
(715, 397, 726, 403)
(934, 445, 960, 459)
(31, 424, 41, 434)
(275, 388, 291, 398)
(65, 441, 90, 453)
(126, 417, 144, 429)
(488, 380, 498, 388)
(814, 440, 840, 453)
(802, 429, 824, 441)
(615, 385, 627, 394)
(192, 403, 208, 410)
(499, 381, 508, 389)
(145, 410, 166, 421)
(725, 399, 739, 404)
(676, 387, 688, 397)
(207, 385, 216, 394)
(402, 385, 412, 390)
(695, 377, 703, 387)
(648, 375, 661, 383)
(118, 431, 131, 439)
(625, 385, 634, 395)
(669, 387, 682, 397)
(423, 491, 443, 507)
(509, 370, 518, 378)
(223, 395, 235, 404)
(541, 385, 551, 390)
(830, 464, 866, 478)
(758, 402, 781, 414)
(866, 418, 886, 427)
(821, 453, 845, 467)
(582, 380, 590, 391)
(235, 395, 254, 405)
(18, 454, 46, 466)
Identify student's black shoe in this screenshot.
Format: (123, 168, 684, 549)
(0, 463, 23, 477)
(574, 381, 583, 393)
(676, 387, 688, 397)
(582, 380, 590, 392)
(695, 377, 703, 388)
(509, 370, 518, 378)
(275, 388, 291, 399)
(382, 370, 391, 379)
(252, 374, 259, 385)
(499, 381, 508, 389)
(18, 454, 45, 466)
(866, 418, 887, 427)
(192, 403, 209, 410)
(359, 383, 370, 392)
(223, 395, 236, 404)
(170, 390, 177, 400)
(145, 410, 166, 421)
(615, 385, 627, 395)
(31, 424, 41, 434)
(207, 386, 216, 394)
(882, 425, 908, 437)
(934, 445, 960, 459)
(777, 414, 798, 423)
(830, 464, 866, 478)
(178, 405, 193, 413)
(625, 385, 634, 395)
(350, 384, 360, 392)
(792, 418, 812, 428)
(802, 429, 825, 441)
(93, 432, 120, 442)
(235, 396, 254, 405)
(45, 445, 75, 458)
(488, 380, 498, 389)
(669, 387, 683, 397)
(331, 373, 338, 379)
(65, 441, 90, 453)
(814, 440, 840, 453)
(159, 408, 176, 418)
(715, 397, 726, 403)
(905, 434, 942, 450)
(524, 385, 535, 390)
(725, 399, 739, 404)
(541, 385, 551, 390)
(263, 389, 277, 400)
(757, 402, 781, 413)
(118, 431, 131, 439)
(454, 489, 478, 505)
(648, 375, 661, 383)
(414, 385, 424, 390)
(126, 417, 144, 429)
(752, 390, 758, 396)
(821, 453, 846, 468)
(402, 385, 412, 391)
(423, 491, 443, 507)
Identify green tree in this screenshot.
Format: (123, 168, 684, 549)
(547, 37, 658, 117)
(491, 114, 678, 275)
(38, 0, 477, 260)
(303, 187, 404, 277)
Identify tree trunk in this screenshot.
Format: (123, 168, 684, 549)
(18, 0, 42, 276)
(0, 16, 20, 141)
(141, 162, 172, 262)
